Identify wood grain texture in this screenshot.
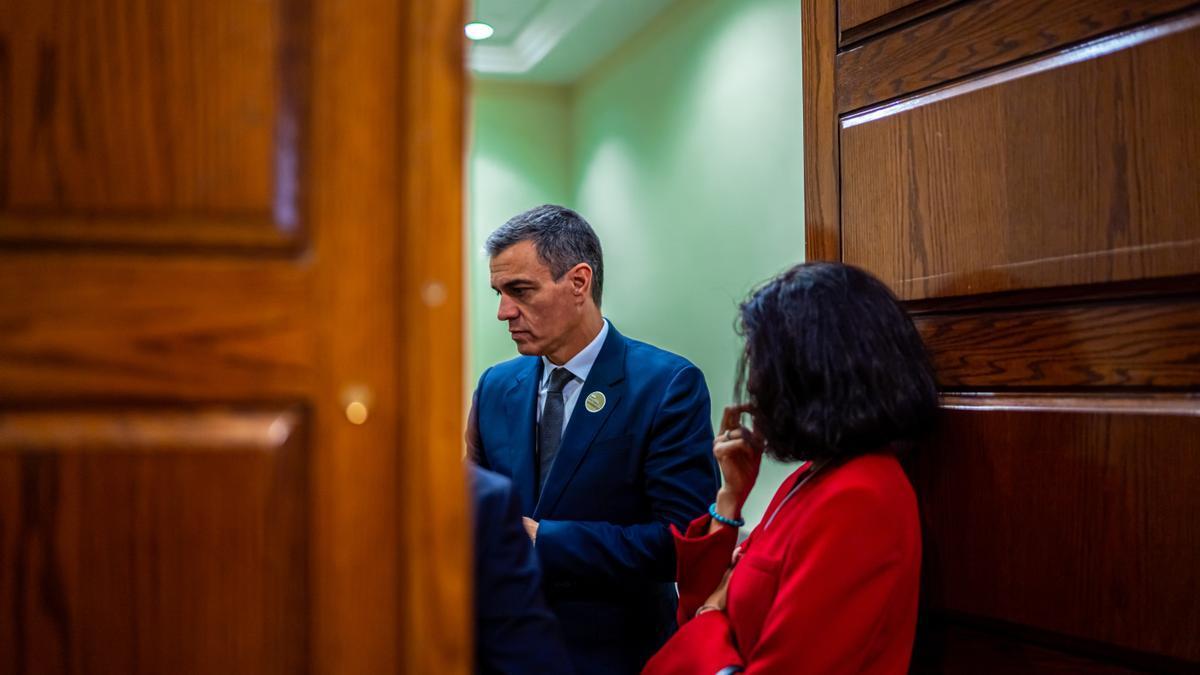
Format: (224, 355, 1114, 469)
(841, 13, 1200, 300)
(911, 618, 1177, 674)
(913, 401, 1200, 663)
(0, 409, 308, 675)
(0, 0, 307, 249)
(839, 0, 923, 32)
(837, 0, 1196, 112)
(840, 0, 961, 46)
(0, 255, 314, 402)
(0, 0, 467, 671)
(802, 0, 842, 262)
(306, 0, 467, 673)
(916, 298, 1200, 389)
(306, 0, 398, 671)
(395, 1, 471, 672)
(905, 274, 1200, 315)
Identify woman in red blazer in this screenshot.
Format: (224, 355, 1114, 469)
(644, 262, 939, 675)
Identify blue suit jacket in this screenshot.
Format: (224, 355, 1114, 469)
(468, 323, 718, 674)
(472, 465, 573, 675)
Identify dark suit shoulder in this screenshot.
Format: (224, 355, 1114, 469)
(477, 355, 539, 393)
(621, 334, 701, 377)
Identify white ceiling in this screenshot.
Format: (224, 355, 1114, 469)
(470, 0, 675, 83)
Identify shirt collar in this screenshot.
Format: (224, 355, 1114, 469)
(541, 319, 609, 388)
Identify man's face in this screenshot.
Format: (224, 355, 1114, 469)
(489, 240, 581, 357)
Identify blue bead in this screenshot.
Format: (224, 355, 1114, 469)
(709, 502, 745, 528)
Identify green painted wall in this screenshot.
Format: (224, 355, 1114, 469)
(468, 81, 572, 377)
(468, 0, 805, 526)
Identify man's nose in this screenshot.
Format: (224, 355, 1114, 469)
(497, 295, 519, 321)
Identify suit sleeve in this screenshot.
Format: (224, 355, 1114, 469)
(474, 469, 574, 674)
(466, 369, 490, 469)
(642, 486, 911, 675)
(536, 364, 718, 582)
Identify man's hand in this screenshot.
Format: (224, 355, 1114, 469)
(522, 517, 539, 543)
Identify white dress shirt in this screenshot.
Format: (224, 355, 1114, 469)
(538, 319, 610, 434)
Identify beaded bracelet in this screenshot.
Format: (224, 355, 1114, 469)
(708, 502, 745, 528)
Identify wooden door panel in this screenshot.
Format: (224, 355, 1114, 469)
(0, 409, 308, 675)
(911, 621, 1154, 674)
(914, 399, 1200, 663)
(0, 255, 314, 402)
(0, 0, 468, 672)
(837, 0, 1195, 112)
(0, 0, 308, 250)
(841, 12, 1200, 301)
(840, 0, 916, 30)
(915, 297, 1200, 389)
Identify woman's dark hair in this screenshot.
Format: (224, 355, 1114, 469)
(736, 262, 938, 463)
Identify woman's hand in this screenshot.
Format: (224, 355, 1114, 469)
(711, 404, 765, 527)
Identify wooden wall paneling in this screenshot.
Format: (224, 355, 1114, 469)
(839, 0, 962, 47)
(0, 255, 314, 402)
(802, 0, 842, 262)
(913, 397, 1200, 664)
(910, 619, 1167, 674)
(0, 409, 308, 675)
(0, 0, 308, 251)
(837, 0, 1197, 112)
(396, 1, 471, 672)
(916, 298, 1200, 389)
(838, 0, 924, 34)
(840, 11, 1200, 300)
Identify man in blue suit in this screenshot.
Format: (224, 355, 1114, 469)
(468, 204, 718, 674)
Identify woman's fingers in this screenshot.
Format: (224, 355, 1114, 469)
(719, 404, 754, 435)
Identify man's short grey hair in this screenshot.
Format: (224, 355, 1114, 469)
(486, 204, 605, 308)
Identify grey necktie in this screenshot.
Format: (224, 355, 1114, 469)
(538, 367, 575, 494)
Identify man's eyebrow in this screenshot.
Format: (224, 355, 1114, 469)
(491, 278, 533, 294)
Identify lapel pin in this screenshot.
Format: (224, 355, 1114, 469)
(584, 391, 606, 413)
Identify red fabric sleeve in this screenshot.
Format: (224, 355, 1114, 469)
(643, 610, 742, 674)
(646, 485, 914, 674)
(671, 513, 739, 625)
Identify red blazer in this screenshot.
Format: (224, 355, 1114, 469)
(643, 453, 921, 675)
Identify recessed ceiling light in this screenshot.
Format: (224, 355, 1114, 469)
(464, 22, 494, 41)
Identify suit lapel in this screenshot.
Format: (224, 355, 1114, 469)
(534, 325, 627, 518)
(503, 358, 542, 515)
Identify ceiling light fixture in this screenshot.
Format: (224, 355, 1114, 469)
(464, 22, 495, 41)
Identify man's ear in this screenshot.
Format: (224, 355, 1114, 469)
(567, 263, 593, 300)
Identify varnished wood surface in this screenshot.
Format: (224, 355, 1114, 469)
(913, 401, 1200, 663)
(841, 13, 1200, 300)
(0, 0, 469, 672)
(839, 0, 923, 32)
(911, 617, 1174, 674)
(905, 275, 1200, 315)
(0, 255, 314, 402)
(0, 409, 307, 675)
(802, 0, 842, 262)
(839, 0, 961, 46)
(0, 0, 307, 249)
(395, 1, 470, 672)
(916, 298, 1200, 389)
(837, 0, 1196, 112)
